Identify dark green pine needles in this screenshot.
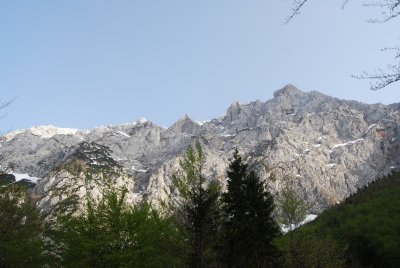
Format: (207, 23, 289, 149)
(221, 149, 281, 268)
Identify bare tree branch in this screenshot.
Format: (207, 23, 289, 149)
(0, 97, 16, 138)
(342, 0, 351, 9)
(382, 45, 400, 59)
(286, 0, 400, 90)
(0, 98, 15, 112)
(287, 0, 400, 22)
(353, 64, 400, 90)
(285, 0, 309, 24)
(364, 0, 400, 22)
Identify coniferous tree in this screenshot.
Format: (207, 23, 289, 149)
(221, 149, 281, 268)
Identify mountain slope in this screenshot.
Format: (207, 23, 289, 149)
(293, 172, 400, 267)
(1, 84, 399, 212)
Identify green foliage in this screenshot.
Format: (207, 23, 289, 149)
(277, 226, 345, 268)
(52, 187, 184, 268)
(170, 143, 221, 268)
(294, 172, 400, 268)
(0, 174, 15, 186)
(275, 184, 320, 267)
(0, 184, 45, 268)
(220, 149, 281, 268)
(9, 142, 400, 268)
(276, 185, 312, 229)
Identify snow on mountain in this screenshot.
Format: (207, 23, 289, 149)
(3, 125, 80, 141)
(137, 117, 148, 124)
(29, 125, 80, 138)
(11, 172, 42, 183)
(1, 84, 400, 214)
(281, 214, 318, 233)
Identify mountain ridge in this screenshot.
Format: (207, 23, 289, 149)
(4, 84, 397, 140)
(1, 84, 399, 214)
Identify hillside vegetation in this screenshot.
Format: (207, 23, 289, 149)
(2, 145, 400, 267)
(288, 172, 400, 268)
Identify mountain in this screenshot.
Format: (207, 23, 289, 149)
(1, 84, 399, 213)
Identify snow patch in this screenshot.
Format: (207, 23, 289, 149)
(132, 166, 148, 173)
(3, 126, 79, 140)
(30, 125, 79, 138)
(90, 160, 106, 166)
(365, 124, 377, 134)
(132, 191, 144, 198)
(281, 214, 318, 233)
(115, 157, 128, 161)
(195, 120, 210, 126)
(137, 117, 148, 124)
(11, 173, 41, 183)
(219, 133, 235, 138)
(329, 138, 364, 153)
(116, 131, 130, 138)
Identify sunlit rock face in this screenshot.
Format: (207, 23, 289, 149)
(1, 84, 400, 213)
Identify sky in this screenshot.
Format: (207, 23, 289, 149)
(1, 1, 399, 131)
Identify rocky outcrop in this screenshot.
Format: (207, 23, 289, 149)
(1, 84, 399, 213)
(33, 142, 138, 214)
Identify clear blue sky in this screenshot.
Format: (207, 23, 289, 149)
(1, 1, 399, 131)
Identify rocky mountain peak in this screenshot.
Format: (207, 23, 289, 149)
(226, 101, 242, 122)
(169, 114, 200, 134)
(273, 84, 304, 99)
(2, 85, 400, 214)
(136, 117, 149, 125)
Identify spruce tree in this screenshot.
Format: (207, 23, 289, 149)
(221, 149, 281, 268)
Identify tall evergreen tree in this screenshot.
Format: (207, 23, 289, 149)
(170, 143, 221, 268)
(221, 149, 281, 268)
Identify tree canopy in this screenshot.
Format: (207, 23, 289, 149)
(0, 184, 45, 268)
(169, 143, 221, 268)
(221, 149, 281, 268)
(51, 187, 185, 268)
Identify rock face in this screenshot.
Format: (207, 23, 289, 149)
(33, 142, 137, 213)
(1, 84, 400, 213)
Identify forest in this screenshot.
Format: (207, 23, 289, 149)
(1, 144, 399, 268)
